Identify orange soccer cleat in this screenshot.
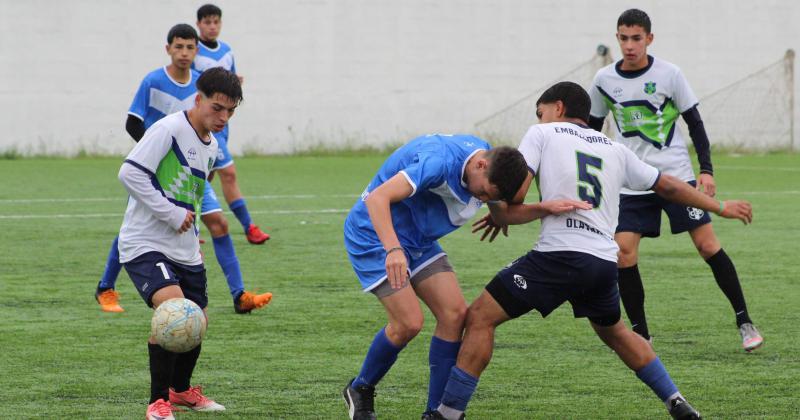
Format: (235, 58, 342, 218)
(234, 291, 273, 314)
(95, 288, 124, 313)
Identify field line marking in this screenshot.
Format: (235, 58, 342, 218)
(0, 208, 350, 220)
(0, 194, 359, 204)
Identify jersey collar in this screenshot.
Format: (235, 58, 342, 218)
(614, 55, 655, 79)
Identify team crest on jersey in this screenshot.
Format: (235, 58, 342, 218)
(643, 81, 657, 95)
(612, 87, 624, 97)
(687, 207, 705, 220)
(187, 148, 197, 161)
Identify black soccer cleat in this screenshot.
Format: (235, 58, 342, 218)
(668, 398, 702, 420)
(343, 378, 377, 420)
(425, 410, 464, 420)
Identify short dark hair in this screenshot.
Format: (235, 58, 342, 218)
(196, 67, 243, 105)
(618, 9, 651, 33)
(197, 4, 222, 21)
(486, 146, 528, 203)
(167, 24, 198, 44)
(536, 82, 591, 123)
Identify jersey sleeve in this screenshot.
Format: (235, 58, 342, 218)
(399, 152, 447, 197)
(124, 123, 171, 174)
(517, 125, 546, 175)
(128, 76, 150, 121)
(230, 54, 237, 75)
(672, 68, 699, 113)
(620, 145, 661, 191)
(589, 74, 610, 118)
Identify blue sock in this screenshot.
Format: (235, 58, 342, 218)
(212, 234, 245, 299)
(352, 328, 404, 388)
(229, 198, 252, 232)
(98, 236, 122, 290)
(427, 336, 461, 412)
(439, 366, 479, 414)
(635, 357, 679, 402)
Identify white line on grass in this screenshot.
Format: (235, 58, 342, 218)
(0, 208, 350, 220)
(0, 194, 359, 204)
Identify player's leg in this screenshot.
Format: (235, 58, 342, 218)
(214, 133, 270, 244)
(201, 182, 272, 314)
(616, 193, 662, 341)
(95, 235, 124, 312)
(411, 256, 467, 416)
(663, 190, 763, 351)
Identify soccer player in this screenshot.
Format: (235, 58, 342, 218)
(191, 3, 270, 245)
(587, 9, 763, 351)
(119, 66, 240, 420)
(95, 24, 271, 314)
(341, 134, 588, 419)
(432, 82, 753, 420)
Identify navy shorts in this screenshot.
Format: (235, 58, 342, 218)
(123, 252, 208, 309)
(616, 181, 712, 237)
(486, 250, 620, 325)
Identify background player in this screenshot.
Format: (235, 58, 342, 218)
(587, 9, 763, 352)
(433, 82, 753, 420)
(95, 24, 271, 314)
(118, 67, 240, 420)
(191, 3, 270, 245)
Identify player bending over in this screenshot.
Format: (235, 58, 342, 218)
(432, 82, 753, 420)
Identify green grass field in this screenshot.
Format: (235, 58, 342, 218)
(0, 153, 798, 419)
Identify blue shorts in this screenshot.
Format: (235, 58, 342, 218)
(212, 127, 234, 170)
(486, 250, 620, 324)
(616, 181, 711, 237)
(123, 251, 208, 309)
(344, 229, 446, 292)
(200, 180, 222, 215)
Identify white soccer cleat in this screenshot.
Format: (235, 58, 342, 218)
(739, 323, 764, 352)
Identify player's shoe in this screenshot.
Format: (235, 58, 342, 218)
(427, 410, 465, 420)
(234, 291, 273, 314)
(95, 288, 124, 313)
(668, 397, 701, 420)
(343, 378, 377, 420)
(169, 386, 225, 411)
(739, 323, 764, 352)
(146, 399, 175, 420)
(246, 224, 270, 244)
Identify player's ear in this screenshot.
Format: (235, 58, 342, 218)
(646, 32, 654, 46)
(557, 100, 566, 118)
(165, 44, 170, 54)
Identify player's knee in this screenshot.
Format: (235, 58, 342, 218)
(617, 246, 638, 267)
(394, 317, 424, 342)
(438, 304, 468, 331)
(219, 167, 237, 184)
(694, 239, 720, 259)
(465, 304, 495, 330)
(203, 213, 229, 236)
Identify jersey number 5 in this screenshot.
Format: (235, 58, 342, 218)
(576, 152, 603, 208)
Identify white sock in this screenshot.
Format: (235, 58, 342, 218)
(664, 392, 685, 410)
(436, 403, 464, 420)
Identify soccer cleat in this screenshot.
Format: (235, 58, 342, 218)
(95, 288, 124, 313)
(739, 323, 764, 352)
(427, 410, 465, 420)
(146, 399, 175, 420)
(343, 378, 377, 420)
(246, 224, 270, 244)
(234, 291, 273, 314)
(668, 398, 701, 420)
(169, 386, 225, 411)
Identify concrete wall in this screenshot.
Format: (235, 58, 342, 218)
(2, 0, 798, 156)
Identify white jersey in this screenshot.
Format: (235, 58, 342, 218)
(519, 122, 660, 262)
(118, 112, 218, 266)
(589, 55, 698, 194)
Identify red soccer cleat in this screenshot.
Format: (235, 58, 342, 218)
(246, 224, 270, 244)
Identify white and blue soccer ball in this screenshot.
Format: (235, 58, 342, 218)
(151, 298, 207, 353)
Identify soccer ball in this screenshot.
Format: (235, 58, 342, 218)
(151, 298, 207, 353)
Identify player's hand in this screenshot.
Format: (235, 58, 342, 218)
(385, 248, 409, 289)
(472, 213, 508, 242)
(178, 210, 195, 233)
(540, 199, 593, 215)
(719, 200, 752, 224)
(697, 173, 716, 197)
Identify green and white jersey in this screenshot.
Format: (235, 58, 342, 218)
(118, 111, 218, 266)
(589, 56, 697, 194)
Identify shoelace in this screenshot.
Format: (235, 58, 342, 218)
(153, 400, 173, 415)
(99, 291, 119, 304)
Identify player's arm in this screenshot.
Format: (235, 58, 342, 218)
(125, 115, 146, 142)
(587, 79, 609, 132)
(364, 174, 414, 289)
(682, 105, 715, 196)
(653, 174, 751, 224)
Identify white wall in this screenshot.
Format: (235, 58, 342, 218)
(1, 0, 799, 155)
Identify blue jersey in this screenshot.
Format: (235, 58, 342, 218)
(345, 134, 489, 251)
(193, 40, 236, 73)
(128, 67, 200, 130)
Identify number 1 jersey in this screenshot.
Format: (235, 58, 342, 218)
(518, 122, 660, 262)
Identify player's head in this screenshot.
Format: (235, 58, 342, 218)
(197, 4, 223, 41)
(616, 9, 653, 65)
(166, 24, 198, 70)
(466, 146, 529, 203)
(535, 82, 590, 124)
(193, 67, 243, 132)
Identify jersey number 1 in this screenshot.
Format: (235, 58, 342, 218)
(576, 152, 603, 208)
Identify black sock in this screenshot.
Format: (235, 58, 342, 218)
(618, 265, 650, 340)
(148, 343, 177, 404)
(171, 344, 202, 393)
(705, 249, 751, 326)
